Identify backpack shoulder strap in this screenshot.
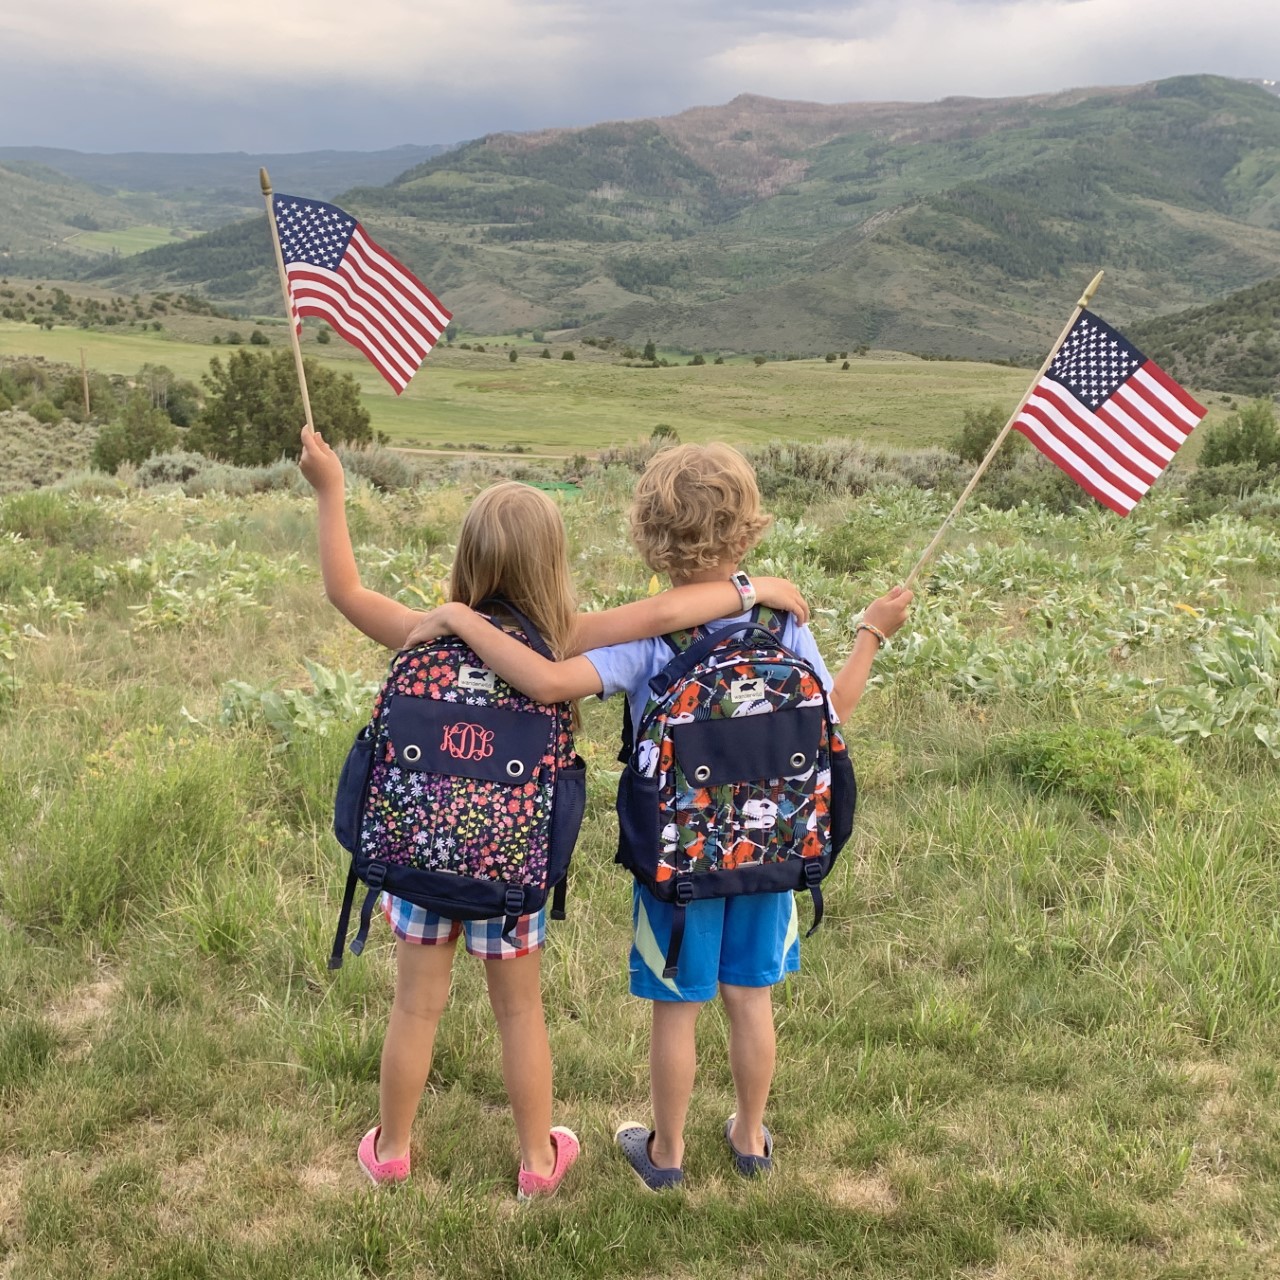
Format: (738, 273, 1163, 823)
(476, 596, 553, 659)
(663, 626, 698, 654)
(753, 605, 788, 638)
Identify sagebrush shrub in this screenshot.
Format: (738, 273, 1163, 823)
(336, 444, 421, 491)
(135, 450, 210, 487)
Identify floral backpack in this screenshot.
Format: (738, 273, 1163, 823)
(328, 601, 586, 968)
(614, 607, 855, 979)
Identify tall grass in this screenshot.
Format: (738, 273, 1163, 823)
(0, 474, 1277, 1278)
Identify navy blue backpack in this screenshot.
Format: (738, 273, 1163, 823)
(329, 602, 586, 968)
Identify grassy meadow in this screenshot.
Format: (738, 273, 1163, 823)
(0, 315, 1237, 462)
(68, 227, 185, 257)
(0, 465, 1278, 1279)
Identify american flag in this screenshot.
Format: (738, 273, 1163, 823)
(271, 194, 451, 394)
(1013, 309, 1207, 515)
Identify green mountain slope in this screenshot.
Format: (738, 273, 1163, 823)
(81, 76, 1280, 357)
(0, 162, 145, 266)
(0, 144, 452, 279)
(1128, 275, 1280, 396)
(0, 144, 451, 200)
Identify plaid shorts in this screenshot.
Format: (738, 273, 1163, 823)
(381, 893, 546, 959)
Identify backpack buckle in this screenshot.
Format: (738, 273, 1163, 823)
(504, 887, 526, 918)
(366, 862, 387, 892)
(674, 878, 695, 905)
(802, 859, 824, 887)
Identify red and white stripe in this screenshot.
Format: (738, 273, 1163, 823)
(1013, 362, 1206, 515)
(284, 226, 451, 394)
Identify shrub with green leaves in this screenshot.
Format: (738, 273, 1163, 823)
(92, 391, 180, 473)
(220, 659, 379, 748)
(989, 727, 1196, 817)
(1154, 612, 1280, 757)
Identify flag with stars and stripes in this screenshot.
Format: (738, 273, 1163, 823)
(1013, 309, 1207, 515)
(271, 193, 450, 394)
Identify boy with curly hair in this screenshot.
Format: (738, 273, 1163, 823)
(410, 443, 911, 1187)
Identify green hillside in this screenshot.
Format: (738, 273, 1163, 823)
(0, 145, 452, 282)
(0, 162, 147, 271)
(1128, 275, 1280, 396)
(65, 76, 1280, 359)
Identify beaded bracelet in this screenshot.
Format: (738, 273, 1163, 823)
(856, 621, 888, 649)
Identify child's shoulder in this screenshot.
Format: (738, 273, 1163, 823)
(582, 634, 670, 700)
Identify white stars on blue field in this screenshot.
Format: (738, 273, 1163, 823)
(1046, 310, 1145, 409)
(273, 194, 358, 270)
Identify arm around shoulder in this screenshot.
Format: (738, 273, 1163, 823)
(409, 603, 605, 702)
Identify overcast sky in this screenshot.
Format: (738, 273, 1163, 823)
(3, 0, 1277, 153)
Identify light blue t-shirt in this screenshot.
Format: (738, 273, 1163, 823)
(583, 611, 835, 729)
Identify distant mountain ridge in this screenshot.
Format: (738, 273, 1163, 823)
(0, 144, 452, 199)
(18, 76, 1280, 366)
(0, 143, 453, 269)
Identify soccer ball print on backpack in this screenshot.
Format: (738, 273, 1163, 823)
(329, 601, 587, 967)
(615, 607, 855, 979)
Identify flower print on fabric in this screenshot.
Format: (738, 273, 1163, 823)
(359, 636, 574, 889)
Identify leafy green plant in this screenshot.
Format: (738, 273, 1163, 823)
(220, 659, 379, 747)
(1154, 612, 1280, 757)
(989, 727, 1196, 817)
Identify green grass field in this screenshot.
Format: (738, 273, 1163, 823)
(0, 321, 1233, 457)
(0, 474, 1277, 1278)
(69, 226, 184, 257)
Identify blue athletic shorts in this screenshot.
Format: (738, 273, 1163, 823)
(629, 884, 800, 1003)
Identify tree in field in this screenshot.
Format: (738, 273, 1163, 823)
(1200, 400, 1280, 469)
(509, 348, 518, 363)
(136, 364, 200, 427)
(642, 339, 657, 363)
(189, 349, 372, 466)
(92, 391, 179, 473)
(950, 404, 1023, 467)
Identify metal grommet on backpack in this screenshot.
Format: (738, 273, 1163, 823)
(327, 599, 587, 968)
(614, 606, 857, 981)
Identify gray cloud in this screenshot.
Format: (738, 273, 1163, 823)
(1, 0, 1276, 151)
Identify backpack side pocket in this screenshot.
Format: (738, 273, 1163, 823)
(828, 747, 857, 857)
(615, 764, 662, 885)
(548, 755, 587, 883)
(334, 726, 376, 854)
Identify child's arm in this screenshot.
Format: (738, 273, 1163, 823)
(409, 603, 604, 702)
(829, 586, 913, 721)
(568, 575, 810, 653)
(298, 426, 421, 650)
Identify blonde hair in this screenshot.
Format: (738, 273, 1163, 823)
(450, 482, 577, 659)
(629, 443, 771, 576)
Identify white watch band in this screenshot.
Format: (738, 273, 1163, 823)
(731, 573, 756, 610)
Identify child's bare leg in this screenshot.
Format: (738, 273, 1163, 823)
(379, 937, 457, 1160)
(484, 950, 556, 1179)
(650, 1000, 703, 1168)
(720, 982, 775, 1157)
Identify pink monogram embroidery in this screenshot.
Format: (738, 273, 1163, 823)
(441, 722, 495, 761)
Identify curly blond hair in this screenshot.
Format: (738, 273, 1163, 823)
(629, 443, 771, 577)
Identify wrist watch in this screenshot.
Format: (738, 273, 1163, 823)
(729, 570, 756, 611)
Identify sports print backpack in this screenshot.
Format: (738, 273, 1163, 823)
(328, 601, 586, 968)
(615, 608, 855, 979)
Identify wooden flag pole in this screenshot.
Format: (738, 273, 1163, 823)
(902, 270, 1105, 590)
(260, 167, 316, 432)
